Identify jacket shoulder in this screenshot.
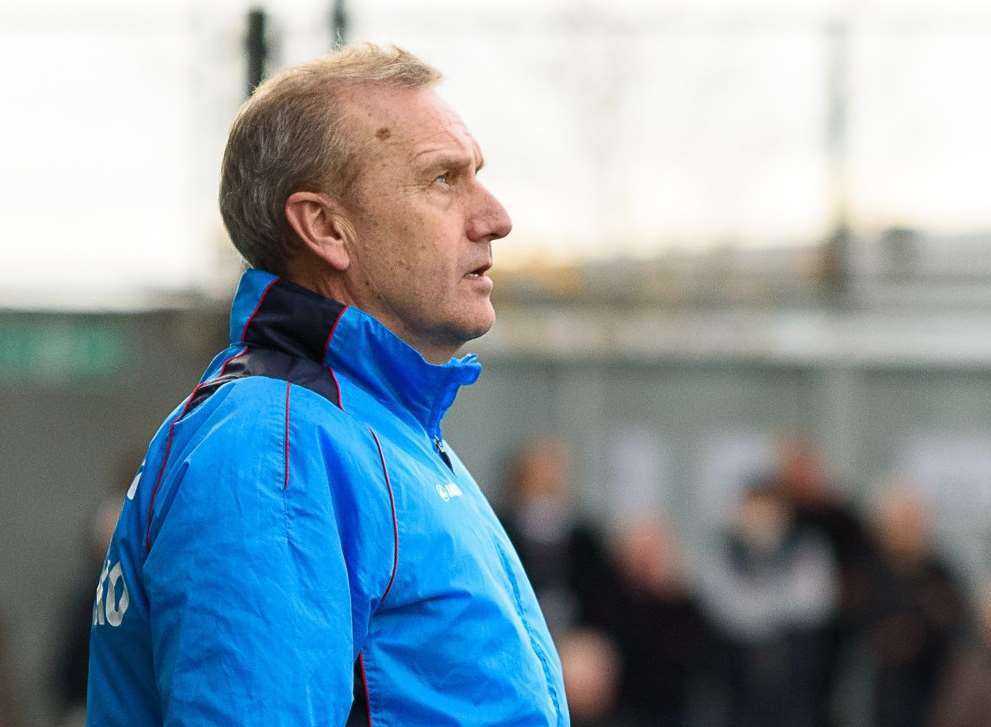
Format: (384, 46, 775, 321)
(144, 374, 368, 541)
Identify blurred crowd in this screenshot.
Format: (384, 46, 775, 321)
(4, 436, 991, 726)
(500, 435, 988, 727)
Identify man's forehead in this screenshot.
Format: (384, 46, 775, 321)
(344, 84, 481, 165)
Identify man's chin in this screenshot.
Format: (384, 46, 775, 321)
(460, 316, 495, 345)
(449, 308, 495, 348)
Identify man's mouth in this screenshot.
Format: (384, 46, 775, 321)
(465, 263, 492, 278)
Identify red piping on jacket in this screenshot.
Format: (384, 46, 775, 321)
(358, 653, 374, 727)
(143, 344, 246, 551)
(369, 429, 399, 605)
(218, 346, 247, 376)
(322, 305, 349, 410)
(239, 276, 280, 344)
(283, 380, 292, 490)
(144, 280, 276, 551)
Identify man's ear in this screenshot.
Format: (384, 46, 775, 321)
(285, 191, 353, 272)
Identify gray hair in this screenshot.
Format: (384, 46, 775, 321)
(218, 44, 442, 275)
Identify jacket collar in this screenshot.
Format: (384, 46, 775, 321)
(229, 269, 482, 432)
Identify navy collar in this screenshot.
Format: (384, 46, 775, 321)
(229, 269, 482, 432)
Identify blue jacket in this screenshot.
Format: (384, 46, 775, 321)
(87, 270, 568, 726)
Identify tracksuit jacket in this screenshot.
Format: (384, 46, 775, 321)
(86, 269, 569, 726)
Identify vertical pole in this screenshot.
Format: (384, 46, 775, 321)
(246, 8, 268, 98)
(824, 17, 851, 302)
(330, 0, 349, 48)
(816, 366, 861, 496)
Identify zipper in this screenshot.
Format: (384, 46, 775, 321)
(432, 436, 453, 471)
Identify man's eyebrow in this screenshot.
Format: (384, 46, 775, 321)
(413, 147, 485, 173)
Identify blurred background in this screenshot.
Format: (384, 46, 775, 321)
(3, 0, 991, 725)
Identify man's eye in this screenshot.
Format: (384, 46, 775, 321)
(434, 172, 450, 186)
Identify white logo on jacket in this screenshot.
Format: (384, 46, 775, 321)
(93, 559, 130, 627)
(435, 482, 463, 502)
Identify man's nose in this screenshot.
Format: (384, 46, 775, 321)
(466, 184, 513, 243)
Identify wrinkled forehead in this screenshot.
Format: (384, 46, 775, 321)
(342, 84, 482, 172)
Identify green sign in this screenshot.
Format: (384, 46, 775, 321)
(0, 320, 126, 382)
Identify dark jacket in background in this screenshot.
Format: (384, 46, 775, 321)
(870, 556, 966, 727)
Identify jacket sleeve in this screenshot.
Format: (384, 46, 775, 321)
(141, 380, 394, 726)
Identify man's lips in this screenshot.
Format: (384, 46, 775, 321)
(465, 262, 492, 278)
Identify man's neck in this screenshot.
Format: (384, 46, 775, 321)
(284, 271, 458, 364)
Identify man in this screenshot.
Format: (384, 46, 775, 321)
(87, 44, 568, 726)
(773, 436, 877, 727)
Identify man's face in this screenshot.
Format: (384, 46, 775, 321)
(338, 85, 512, 362)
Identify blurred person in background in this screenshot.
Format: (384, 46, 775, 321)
(774, 435, 878, 726)
(699, 477, 837, 727)
(558, 628, 627, 727)
(869, 485, 966, 727)
(584, 514, 715, 727)
(499, 436, 611, 636)
(52, 454, 138, 727)
(928, 584, 991, 727)
(86, 44, 568, 726)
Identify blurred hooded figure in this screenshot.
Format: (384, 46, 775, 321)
(699, 478, 837, 727)
(869, 485, 965, 727)
(775, 436, 876, 624)
(774, 435, 878, 727)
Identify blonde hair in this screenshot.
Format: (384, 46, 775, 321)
(219, 44, 441, 275)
